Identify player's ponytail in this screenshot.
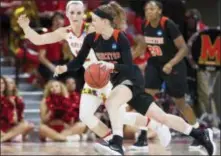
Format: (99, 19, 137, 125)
(96, 2, 125, 29)
(108, 1, 126, 29)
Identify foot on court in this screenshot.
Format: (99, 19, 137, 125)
(189, 139, 202, 150)
(129, 131, 148, 151)
(94, 136, 124, 155)
(195, 128, 216, 156)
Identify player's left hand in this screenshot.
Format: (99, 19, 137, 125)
(96, 61, 114, 70)
(162, 63, 173, 74)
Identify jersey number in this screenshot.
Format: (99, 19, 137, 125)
(148, 45, 163, 56)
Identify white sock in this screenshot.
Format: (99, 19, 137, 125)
(183, 124, 193, 135)
(193, 122, 200, 129)
(147, 119, 161, 132)
(104, 133, 113, 141)
(113, 129, 123, 137)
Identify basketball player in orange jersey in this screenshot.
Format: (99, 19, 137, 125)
(135, 0, 201, 149)
(53, 2, 216, 155)
(18, 0, 171, 149)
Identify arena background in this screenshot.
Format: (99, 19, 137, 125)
(0, 0, 220, 155)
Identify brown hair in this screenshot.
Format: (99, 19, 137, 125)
(98, 1, 126, 29)
(43, 80, 69, 98)
(0, 76, 9, 96)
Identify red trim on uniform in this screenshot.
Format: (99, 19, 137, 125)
(145, 20, 150, 27)
(146, 117, 151, 127)
(144, 16, 168, 29)
(68, 22, 85, 38)
(160, 16, 168, 30)
(113, 29, 120, 42)
(94, 33, 100, 42)
(101, 130, 112, 139)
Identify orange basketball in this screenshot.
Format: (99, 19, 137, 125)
(84, 63, 111, 89)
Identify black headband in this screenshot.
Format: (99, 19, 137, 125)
(93, 8, 113, 21)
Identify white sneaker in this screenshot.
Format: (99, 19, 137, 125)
(156, 125, 171, 147)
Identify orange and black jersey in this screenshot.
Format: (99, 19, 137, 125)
(67, 30, 144, 88)
(143, 16, 181, 64)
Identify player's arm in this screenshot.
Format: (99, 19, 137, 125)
(66, 33, 93, 71)
(17, 14, 65, 45)
(114, 33, 134, 74)
(166, 19, 189, 66)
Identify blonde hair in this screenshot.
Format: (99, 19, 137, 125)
(43, 80, 69, 98)
(66, 0, 84, 11)
(0, 76, 9, 97)
(98, 1, 126, 29)
(6, 77, 18, 96)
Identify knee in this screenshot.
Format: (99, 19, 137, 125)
(105, 100, 119, 112)
(79, 108, 93, 125)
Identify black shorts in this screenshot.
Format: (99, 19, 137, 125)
(145, 61, 187, 98)
(125, 85, 154, 115)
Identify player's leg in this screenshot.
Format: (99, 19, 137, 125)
(165, 62, 197, 125)
(126, 92, 171, 148)
(94, 84, 134, 155)
(127, 96, 216, 156)
(165, 62, 200, 149)
(79, 84, 111, 138)
(135, 63, 161, 149)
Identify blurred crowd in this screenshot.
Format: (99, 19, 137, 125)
(0, 0, 220, 143)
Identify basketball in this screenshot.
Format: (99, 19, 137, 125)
(84, 63, 111, 89)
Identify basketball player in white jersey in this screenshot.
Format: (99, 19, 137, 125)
(18, 0, 171, 150)
(17, 0, 114, 138)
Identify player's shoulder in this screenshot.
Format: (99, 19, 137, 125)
(56, 26, 70, 32)
(164, 17, 177, 27)
(54, 26, 71, 38)
(84, 32, 97, 43)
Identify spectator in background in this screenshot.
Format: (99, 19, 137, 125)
(0, 0, 22, 55)
(0, 76, 33, 142)
(185, 8, 207, 40)
(35, 0, 67, 28)
(132, 35, 150, 75)
(38, 12, 65, 83)
(65, 77, 87, 135)
(39, 80, 85, 142)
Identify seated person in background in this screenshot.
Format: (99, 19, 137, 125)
(132, 34, 150, 75)
(0, 76, 33, 142)
(39, 80, 85, 142)
(38, 12, 66, 83)
(65, 77, 88, 138)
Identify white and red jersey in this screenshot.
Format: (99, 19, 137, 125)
(65, 24, 97, 68)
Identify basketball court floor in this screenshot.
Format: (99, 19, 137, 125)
(1, 137, 220, 155)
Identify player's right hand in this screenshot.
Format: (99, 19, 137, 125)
(53, 65, 67, 77)
(17, 14, 30, 29)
